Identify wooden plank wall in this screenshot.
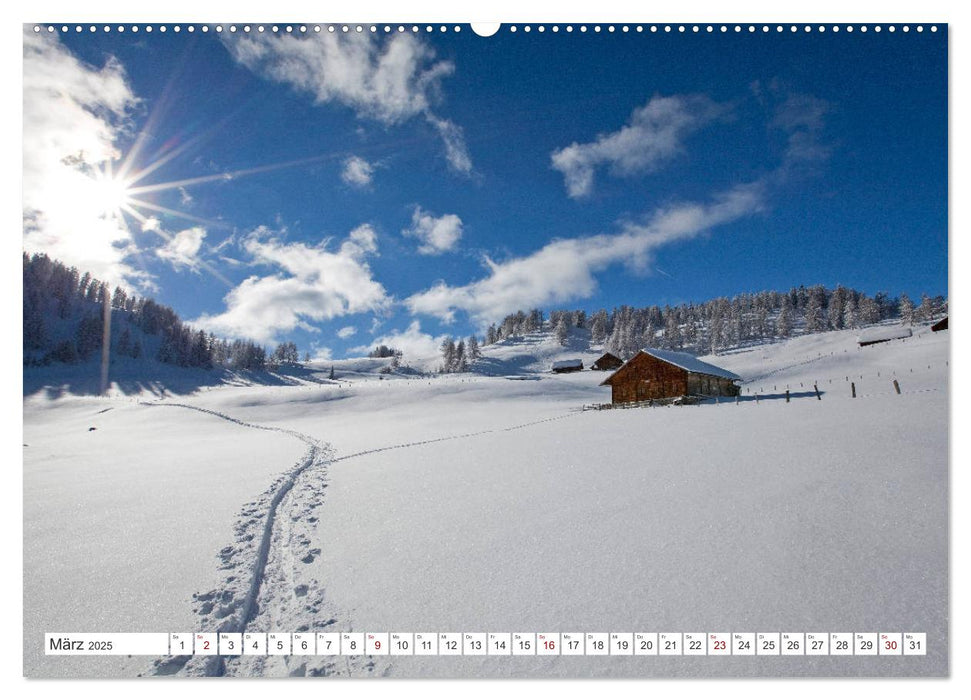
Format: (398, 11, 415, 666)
(610, 353, 688, 403)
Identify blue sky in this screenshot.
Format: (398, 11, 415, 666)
(23, 24, 947, 360)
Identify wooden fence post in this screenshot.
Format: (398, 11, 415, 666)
(785, 389, 790, 403)
(851, 382, 856, 398)
(893, 379, 901, 395)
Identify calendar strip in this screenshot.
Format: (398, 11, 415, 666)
(45, 632, 926, 656)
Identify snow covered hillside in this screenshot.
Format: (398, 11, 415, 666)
(23, 324, 948, 678)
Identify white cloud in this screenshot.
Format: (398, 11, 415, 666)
(341, 155, 375, 187)
(406, 182, 765, 324)
(193, 224, 389, 343)
(22, 29, 145, 286)
(402, 206, 464, 255)
(223, 32, 472, 174)
(156, 227, 207, 271)
(350, 320, 445, 361)
(309, 344, 333, 362)
(551, 94, 726, 198)
(337, 326, 357, 339)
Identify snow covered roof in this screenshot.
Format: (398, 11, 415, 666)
(550, 359, 584, 370)
(602, 347, 740, 384)
(640, 348, 741, 380)
(858, 326, 912, 343)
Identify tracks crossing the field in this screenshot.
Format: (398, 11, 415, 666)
(139, 400, 580, 676)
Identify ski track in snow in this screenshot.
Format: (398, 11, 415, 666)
(137, 399, 581, 677)
(138, 401, 332, 677)
(330, 410, 581, 464)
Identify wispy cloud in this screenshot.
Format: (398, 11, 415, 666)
(340, 155, 375, 187)
(426, 115, 473, 174)
(337, 325, 357, 339)
(406, 182, 765, 324)
(551, 94, 728, 198)
(771, 92, 832, 177)
(223, 32, 472, 174)
(22, 29, 145, 286)
(194, 224, 390, 343)
(402, 206, 463, 255)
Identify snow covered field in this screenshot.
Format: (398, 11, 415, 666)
(23, 325, 948, 677)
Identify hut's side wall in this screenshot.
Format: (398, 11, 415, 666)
(716, 377, 741, 396)
(686, 373, 740, 397)
(609, 354, 688, 403)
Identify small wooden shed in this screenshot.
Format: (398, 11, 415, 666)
(931, 316, 948, 332)
(591, 352, 624, 371)
(600, 348, 741, 404)
(551, 359, 584, 373)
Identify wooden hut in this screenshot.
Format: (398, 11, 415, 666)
(931, 316, 948, 332)
(600, 348, 740, 404)
(591, 352, 624, 371)
(550, 359, 583, 373)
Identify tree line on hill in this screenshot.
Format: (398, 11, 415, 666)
(23, 253, 301, 372)
(481, 285, 946, 359)
(25, 254, 946, 375)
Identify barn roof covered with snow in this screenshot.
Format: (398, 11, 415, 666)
(601, 348, 740, 385)
(551, 358, 584, 370)
(858, 325, 912, 345)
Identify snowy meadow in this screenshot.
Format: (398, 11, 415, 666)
(24, 324, 948, 677)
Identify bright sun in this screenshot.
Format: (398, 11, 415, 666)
(92, 172, 132, 218)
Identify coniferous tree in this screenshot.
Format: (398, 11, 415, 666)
(842, 298, 858, 329)
(916, 294, 935, 323)
(273, 341, 299, 365)
(858, 296, 880, 325)
(590, 309, 609, 345)
(664, 312, 683, 351)
(805, 295, 825, 333)
(440, 337, 456, 372)
(76, 314, 104, 358)
(466, 335, 480, 361)
(485, 324, 498, 345)
(899, 293, 915, 325)
(828, 285, 847, 330)
(117, 326, 132, 356)
(775, 299, 793, 338)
